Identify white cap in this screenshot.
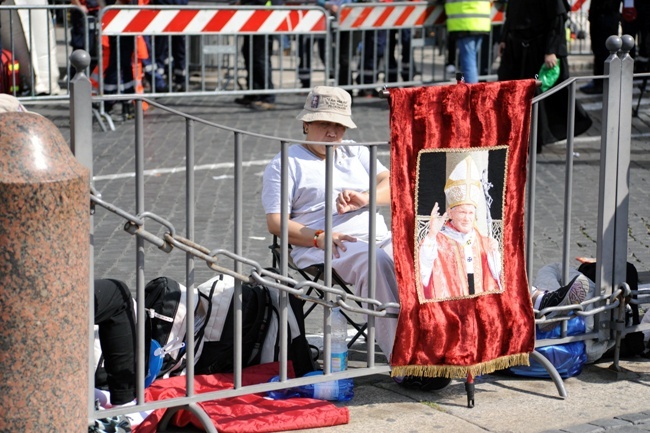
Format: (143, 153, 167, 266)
(296, 86, 356, 129)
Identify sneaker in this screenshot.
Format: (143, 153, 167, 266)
(537, 274, 590, 331)
(393, 375, 451, 391)
(89, 400, 132, 433)
(579, 81, 603, 95)
(250, 100, 275, 110)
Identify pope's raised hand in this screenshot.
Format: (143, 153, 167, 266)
(427, 202, 448, 239)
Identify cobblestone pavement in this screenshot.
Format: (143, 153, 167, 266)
(33, 76, 650, 433)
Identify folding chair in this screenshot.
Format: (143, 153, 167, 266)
(269, 235, 368, 348)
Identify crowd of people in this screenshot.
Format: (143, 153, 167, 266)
(59, 0, 648, 120)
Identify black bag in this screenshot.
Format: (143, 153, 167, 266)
(145, 274, 318, 378)
(194, 281, 274, 375)
(194, 276, 318, 378)
(145, 276, 200, 378)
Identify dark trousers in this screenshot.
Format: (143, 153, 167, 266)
(298, 34, 326, 88)
(242, 34, 275, 103)
(95, 279, 136, 405)
(298, 32, 353, 88)
(151, 0, 188, 80)
(357, 29, 410, 84)
(104, 36, 135, 94)
(589, 13, 620, 78)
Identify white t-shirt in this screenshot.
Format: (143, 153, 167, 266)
(262, 142, 390, 264)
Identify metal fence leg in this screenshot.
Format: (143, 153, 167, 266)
(529, 351, 567, 398)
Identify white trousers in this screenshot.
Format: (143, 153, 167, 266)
(294, 235, 399, 359)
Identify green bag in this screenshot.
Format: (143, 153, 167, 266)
(538, 63, 560, 92)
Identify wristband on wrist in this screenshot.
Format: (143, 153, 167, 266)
(313, 230, 324, 248)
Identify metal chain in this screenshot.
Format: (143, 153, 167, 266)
(92, 191, 621, 323)
(91, 191, 399, 317)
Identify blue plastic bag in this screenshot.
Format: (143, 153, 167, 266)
(510, 316, 587, 378)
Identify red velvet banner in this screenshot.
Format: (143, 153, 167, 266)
(389, 81, 537, 379)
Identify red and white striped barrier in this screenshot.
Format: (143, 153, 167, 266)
(570, 0, 589, 13)
(338, 3, 443, 30)
(101, 6, 328, 36)
(337, 2, 505, 31)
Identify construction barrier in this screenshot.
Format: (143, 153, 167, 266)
(0, 0, 593, 111)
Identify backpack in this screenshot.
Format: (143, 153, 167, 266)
(144, 276, 202, 378)
(0, 49, 20, 95)
(144, 274, 318, 380)
(193, 273, 318, 378)
(194, 278, 274, 375)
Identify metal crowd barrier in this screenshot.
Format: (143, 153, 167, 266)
(0, 0, 592, 113)
(67, 35, 646, 432)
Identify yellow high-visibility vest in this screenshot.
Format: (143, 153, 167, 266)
(444, 0, 491, 33)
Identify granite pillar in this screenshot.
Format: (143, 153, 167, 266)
(0, 112, 90, 432)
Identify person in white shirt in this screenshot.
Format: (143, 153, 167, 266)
(261, 86, 398, 360)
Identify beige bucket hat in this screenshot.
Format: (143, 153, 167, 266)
(296, 86, 356, 129)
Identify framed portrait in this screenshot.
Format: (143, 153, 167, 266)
(414, 147, 508, 303)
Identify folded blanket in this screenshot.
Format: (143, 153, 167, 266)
(134, 362, 349, 433)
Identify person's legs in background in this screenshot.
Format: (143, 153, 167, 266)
(581, 12, 619, 94)
(356, 30, 380, 95)
(298, 34, 314, 88)
(170, 33, 187, 91)
(94, 279, 136, 406)
(456, 34, 483, 84)
(104, 35, 136, 115)
(141, 35, 167, 92)
(237, 34, 276, 109)
(338, 31, 352, 87)
(399, 29, 418, 82)
(445, 31, 457, 78)
(384, 29, 400, 84)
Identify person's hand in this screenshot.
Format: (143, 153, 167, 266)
(336, 189, 368, 214)
(544, 54, 557, 69)
(622, 7, 637, 22)
(314, 231, 357, 258)
(427, 202, 448, 239)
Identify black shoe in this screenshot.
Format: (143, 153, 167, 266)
(579, 82, 603, 95)
(394, 375, 451, 391)
(122, 101, 135, 120)
(234, 97, 253, 106)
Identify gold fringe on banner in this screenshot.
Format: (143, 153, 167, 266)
(390, 352, 531, 379)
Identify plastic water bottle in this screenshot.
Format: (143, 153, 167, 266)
(330, 307, 348, 372)
(267, 371, 354, 402)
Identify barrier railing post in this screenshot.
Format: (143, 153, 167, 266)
(68, 48, 97, 427)
(0, 92, 90, 430)
(595, 35, 635, 344)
